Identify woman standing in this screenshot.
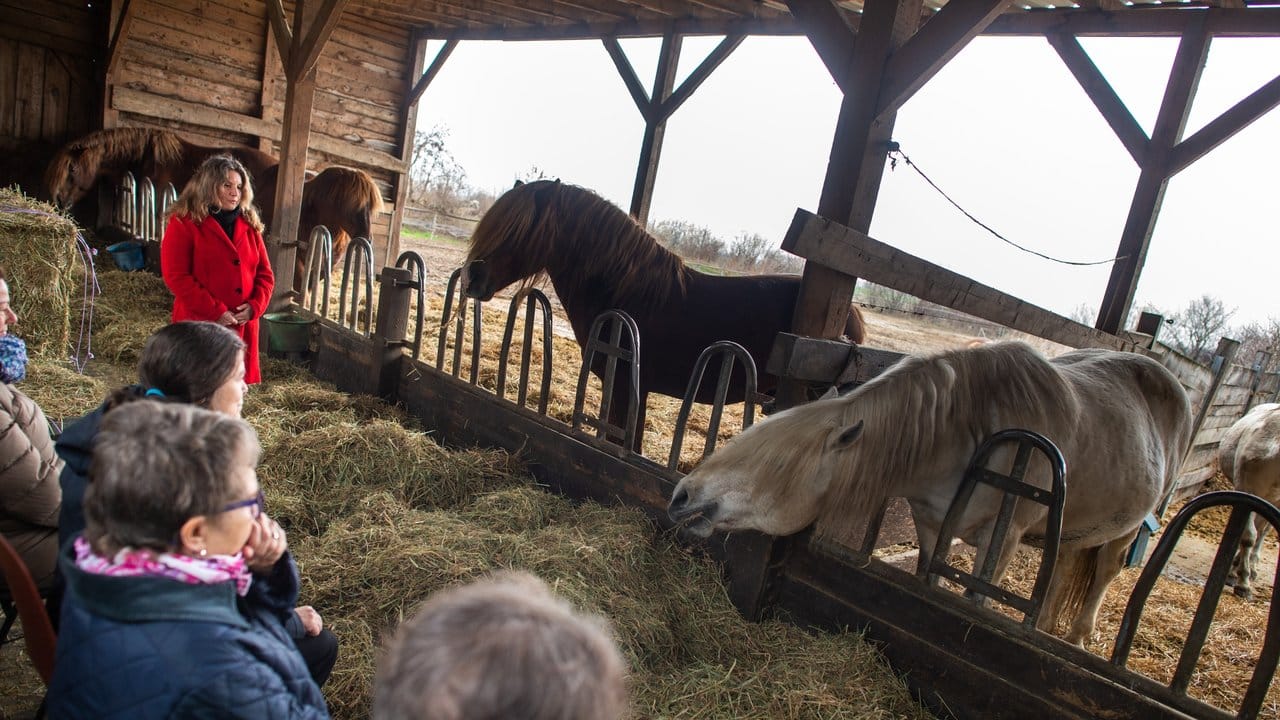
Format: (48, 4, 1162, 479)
(49, 402, 329, 719)
(161, 154, 274, 384)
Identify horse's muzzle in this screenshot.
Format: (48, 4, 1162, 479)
(461, 260, 495, 300)
(668, 487, 717, 537)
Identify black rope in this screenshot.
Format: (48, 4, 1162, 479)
(887, 142, 1126, 267)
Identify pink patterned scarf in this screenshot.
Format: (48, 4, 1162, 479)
(74, 537, 253, 596)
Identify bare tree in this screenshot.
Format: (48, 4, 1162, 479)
(1233, 317, 1280, 371)
(1068, 303, 1095, 326)
(1167, 294, 1235, 362)
(408, 126, 466, 208)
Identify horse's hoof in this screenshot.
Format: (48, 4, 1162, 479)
(1232, 585, 1254, 601)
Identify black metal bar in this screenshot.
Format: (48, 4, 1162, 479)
(394, 251, 426, 360)
(666, 341, 758, 471)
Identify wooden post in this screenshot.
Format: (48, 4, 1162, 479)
(371, 267, 413, 401)
(1242, 350, 1272, 415)
(629, 32, 681, 224)
(268, 65, 316, 311)
(388, 34, 434, 269)
(1186, 337, 1240, 459)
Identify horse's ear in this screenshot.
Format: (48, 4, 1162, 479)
(819, 385, 840, 401)
(829, 420, 864, 451)
(513, 179, 524, 188)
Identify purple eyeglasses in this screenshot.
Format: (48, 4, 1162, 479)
(220, 490, 264, 519)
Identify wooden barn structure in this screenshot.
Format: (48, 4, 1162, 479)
(3, 1, 1280, 718)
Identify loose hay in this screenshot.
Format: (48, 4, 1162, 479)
(0, 188, 82, 357)
(88, 269, 173, 364)
(295, 490, 932, 720)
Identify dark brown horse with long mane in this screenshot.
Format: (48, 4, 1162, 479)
(45, 127, 277, 210)
(462, 179, 866, 447)
(46, 128, 384, 292)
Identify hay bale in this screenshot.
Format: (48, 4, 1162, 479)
(19, 359, 107, 425)
(88, 270, 171, 364)
(0, 188, 83, 358)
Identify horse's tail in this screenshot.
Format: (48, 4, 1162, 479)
(1055, 546, 1098, 632)
(844, 303, 867, 344)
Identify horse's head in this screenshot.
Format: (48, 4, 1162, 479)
(46, 145, 100, 208)
(667, 397, 864, 538)
(463, 180, 560, 301)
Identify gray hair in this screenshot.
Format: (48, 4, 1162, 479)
(374, 570, 629, 720)
(84, 401, 261, 554)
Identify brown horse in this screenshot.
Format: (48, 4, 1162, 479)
(462, 179, 866, 447)
(45, 127, 277, 210)
(289, 165, 384, 294)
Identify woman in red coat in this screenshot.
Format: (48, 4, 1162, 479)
(161, 155, 275, 384)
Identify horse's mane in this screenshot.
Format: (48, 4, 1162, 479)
(303, 166, 385, 217)
(45, 128, 185, 199)
(467, 180, 686, 305)
(731, 342, 1080, 537)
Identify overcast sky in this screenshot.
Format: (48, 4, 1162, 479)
(416, 34, 1279, 328)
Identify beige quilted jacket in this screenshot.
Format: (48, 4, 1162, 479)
(0, 382, 63, 593)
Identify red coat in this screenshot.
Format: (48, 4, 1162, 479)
(160, 214, 275, 384)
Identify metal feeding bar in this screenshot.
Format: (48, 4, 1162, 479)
(1112, 491, 1280, 720)
(437, 268, 482, 383)
(338, 237, 375, 337)
(394, 251, 426, 360)
(572, 310, 640, 452)
(496, 288, 553, 415)
(924, 429, 1066, 628)
(302, 226, 333, 316)
(667, 340, 759, 472)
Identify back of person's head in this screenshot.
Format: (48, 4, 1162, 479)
(83, 400, 259, 555)
(373, 570, 628, 720)
(106, 321, 245, 410)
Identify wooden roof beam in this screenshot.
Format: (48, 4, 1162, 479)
(985, 7, 1280, 37)
(105, 0, 135, 78)
(1048, 31, 1148, 164)
(876, 0, 1010, 119)
(292, 0, 349, 81)
(1168, 71, 1280, 176)
(659, 33, 744, 118)
(786, 0, 859, 93)
(603, 37, 653, 114)
(1096, 14, 1210, 333)
(266, 0, 292, 68)
(405, 38, 459, 112)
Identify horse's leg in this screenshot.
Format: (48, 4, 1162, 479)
(1230, 512, 1264, 599)
(1063, 531, 1135, 646)
(966, 520, 1028, 609)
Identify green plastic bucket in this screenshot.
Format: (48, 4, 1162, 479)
(262, 311, 315, 353)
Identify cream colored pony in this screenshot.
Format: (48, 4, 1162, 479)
(667, 341, 1192, 645)
(1219, 402, 1280, 599)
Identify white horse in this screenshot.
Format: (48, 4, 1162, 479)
(1219, 402, 1280, 599)
(667, 341, 1192, 645)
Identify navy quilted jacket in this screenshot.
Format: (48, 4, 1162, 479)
(48, 540, 330, 719)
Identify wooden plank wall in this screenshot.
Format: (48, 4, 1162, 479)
(0, 0, 101, 196)
(104, 0, 407, 263)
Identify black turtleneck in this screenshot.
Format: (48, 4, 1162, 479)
(209, 206, 240, 240)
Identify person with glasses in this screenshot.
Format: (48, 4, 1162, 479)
(54, 321, 337, 687)
(49, 401, 328, 719)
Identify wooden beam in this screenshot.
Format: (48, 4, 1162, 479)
(104, 0, 134, 78)
(260, 19, 286, 155)
(291, 0, 348, 82)
(602, 37, 651, 115)
(1047, 31, 1148, 165)
(405, 38, 458, 113)
(983, 7, 1280, 38)
(785, 0, 858, 92)
(266, 0, 292, 69)
(783, 210, 1139, 351)
(876, 0, 1009, 119)
(269, 65, 318, 310)
(110, 86, 407, 172)
(391, 34, 431, 269)
(1168, 71, 1280, 177)
(659, 34, 743, 120)
(1096, 16, 1210, 334)
(628, 31, 681, 223)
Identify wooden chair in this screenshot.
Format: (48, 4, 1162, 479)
(0, 534, 56, 686)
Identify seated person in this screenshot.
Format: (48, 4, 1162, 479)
(49, 401, 329, 719)
(55, 320, 336, 687)
(373, 570, 628, 720)
(0, 266, 62, 601)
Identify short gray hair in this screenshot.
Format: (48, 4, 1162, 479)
(84, 401, 260, 554)
(374, 570, 629, 720)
